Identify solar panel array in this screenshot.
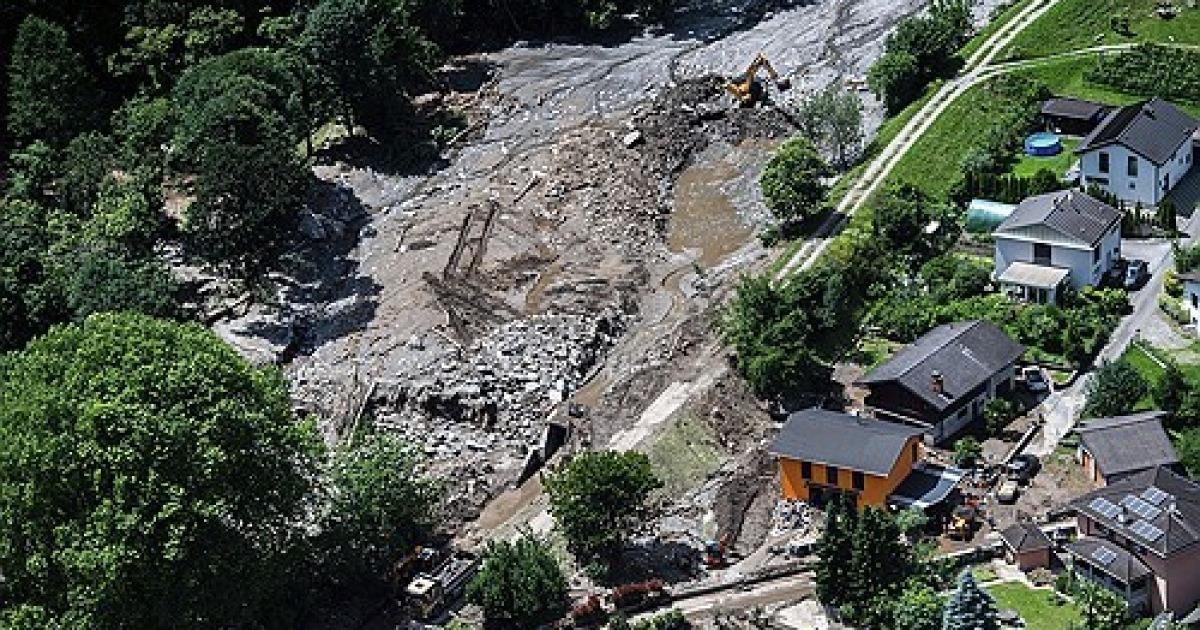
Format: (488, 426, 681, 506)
(1091, 546, 1118, 565)
(1142, 486, 1172, 506)
(1130, 519, 1165, 543)
(1090, 497, 1121, 519)
(1121, 495, 1163, 521)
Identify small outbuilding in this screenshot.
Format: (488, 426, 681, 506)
(999, 522, 1053, 571)
(1040, 97, 1111, 136)
(1076, 412, 1181, 486)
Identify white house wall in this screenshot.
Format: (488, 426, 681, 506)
(1186, 280, 1200, 327)
(995, 228, 1118, 289)
(1081, 141, 1195, 206)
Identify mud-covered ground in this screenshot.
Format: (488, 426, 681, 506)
(211, 0, 996, 533)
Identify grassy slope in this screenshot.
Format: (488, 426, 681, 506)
(988, 582, 1082, 630)
(645, 414, 724, 500)
(958, 0, 1038, 62)
(1014, 57, 1200, 118)
(1120, 343, 1163, 411)
(1001, 0, 1200, 59)
(885, 82, 995, 199)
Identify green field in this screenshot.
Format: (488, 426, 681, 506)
(1011, 137, 1081, 178)
(1001, 0, 1200, 59)
(885, 82, 997, 199)
(1012, 57, 1200, 118)
(987, 582, 1082, 630)
(1120, 343, 1165, 410)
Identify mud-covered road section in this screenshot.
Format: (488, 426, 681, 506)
(214, 0, 933, 524)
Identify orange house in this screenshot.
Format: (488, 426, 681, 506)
(769, 409, 962, 510)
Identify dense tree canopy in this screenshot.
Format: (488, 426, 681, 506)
(0, 313, 322, 628)
(1084, 359, 1149, 418)
(544, 450, 661, 562)
(467, 535, 569, 628)
(759, 135, 831, 224)
(6, 15, 97, 146)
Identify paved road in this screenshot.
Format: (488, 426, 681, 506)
(1028, 239, 1174, 456)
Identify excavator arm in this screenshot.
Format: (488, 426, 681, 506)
(725, 53, 790, 106)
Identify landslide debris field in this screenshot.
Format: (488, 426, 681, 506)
(216, 0, 941, 532)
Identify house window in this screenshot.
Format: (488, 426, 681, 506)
(1099, 152, 1110, 173)
(801, 461, 812, 480)
(912, 443, 919, 462)
(1093, 246, 1100, 264)
(1193, 293, 1198, 309)
(1129, 182, 1136, 189)
(826, 465, 839, 486)
(1127, 156, 1138, 177)
(852, 471, 865, 491)
(1033, 242, 1052, 265)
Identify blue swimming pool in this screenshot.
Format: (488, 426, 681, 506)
(1024, 132, 1062, 157)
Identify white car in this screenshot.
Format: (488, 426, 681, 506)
(1023, 366, 1049, 393)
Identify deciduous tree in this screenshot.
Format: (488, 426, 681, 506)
(6, 15, 96, 146)
(0, 312, 322, 628)
(466, 535, 568, 628)
(544, 450, 661, 562)
(759, 135, 831, 224)
(1084, 359, 1149, 418)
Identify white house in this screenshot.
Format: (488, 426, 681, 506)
(1077, 97, 1197, 206)
(993, 189, 1122, 304)
(1180, 271, 1200, 328)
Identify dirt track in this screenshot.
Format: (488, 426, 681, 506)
(263, 0, 945, 523)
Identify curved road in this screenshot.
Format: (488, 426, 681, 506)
(774, 0, 1064, 279)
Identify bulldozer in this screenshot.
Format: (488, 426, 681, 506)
(725, 53, 791, 106)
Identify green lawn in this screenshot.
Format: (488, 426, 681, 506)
(1011, 136, 1080, 178)
(885, 81, 998, 199)
(1120, 342, 1165, 410)
(1012, 57, 1200, 118)
(987, 582, 1082, 630)
(1001, 0, 1200, 60)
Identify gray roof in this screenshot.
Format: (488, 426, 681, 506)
(768, 408, 922, 476)
(1000, 522, 1053, 553)
(1041, 97, 1110, 121)
(994, 190, 1121, 247)
(857, 321, 1025, 412)
(1177, 270, 1200, 283)
(1071, 467, 1200, 558)
(1067, 537, 1152, 583)
(1078, 412, 1179, 477)
(1077, 97, 1199, 165)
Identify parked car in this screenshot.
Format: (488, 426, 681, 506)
(1007, 453, 1041, 484)
(1023, 366, 1049, 393)
(997, 479, 1020, 504)
(1125, 259, 1148, 289)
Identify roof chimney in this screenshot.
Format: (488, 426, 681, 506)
(931, 371, 945, 395)
(1144, 104, 1156, 119)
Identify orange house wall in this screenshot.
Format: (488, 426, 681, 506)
(777, 436, 922, 507)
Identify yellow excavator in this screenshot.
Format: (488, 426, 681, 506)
(726, 53, 791, 106)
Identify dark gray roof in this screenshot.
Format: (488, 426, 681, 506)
(1000, 522, 1052, 553)
(1067, 537, 1152, 583)
(1041, 97, 1109, 121)
(1078, 412, 1179, 477)
(889, 463, 964, 509)
(768, 408, 922, 476)
(994, 190, 1122, 247)
(1077, 97, 1199, 165)
(857, 321, 1025, 412)
(1177, 270, 1200, 283)
(1071, 467, 1200, 558)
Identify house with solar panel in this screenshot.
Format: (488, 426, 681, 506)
(856, 320, 1025, 444)
(1069, 467, 1200, 617)
(1076, 412, 1183, 486)
(1076, 97, 1198, 206)
(992, 189, 1122, 305)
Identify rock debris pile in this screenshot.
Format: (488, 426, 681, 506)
(372, 308, 626, 458)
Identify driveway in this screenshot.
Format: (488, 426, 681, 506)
(1028, 238, 1173, 456)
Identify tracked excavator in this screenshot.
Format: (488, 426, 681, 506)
(725, 53, 791, 106)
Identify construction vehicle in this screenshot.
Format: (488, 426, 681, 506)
(947, 505, 978, 541)
(404, 550, 478, 621)
(725, 53, 791, 106)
